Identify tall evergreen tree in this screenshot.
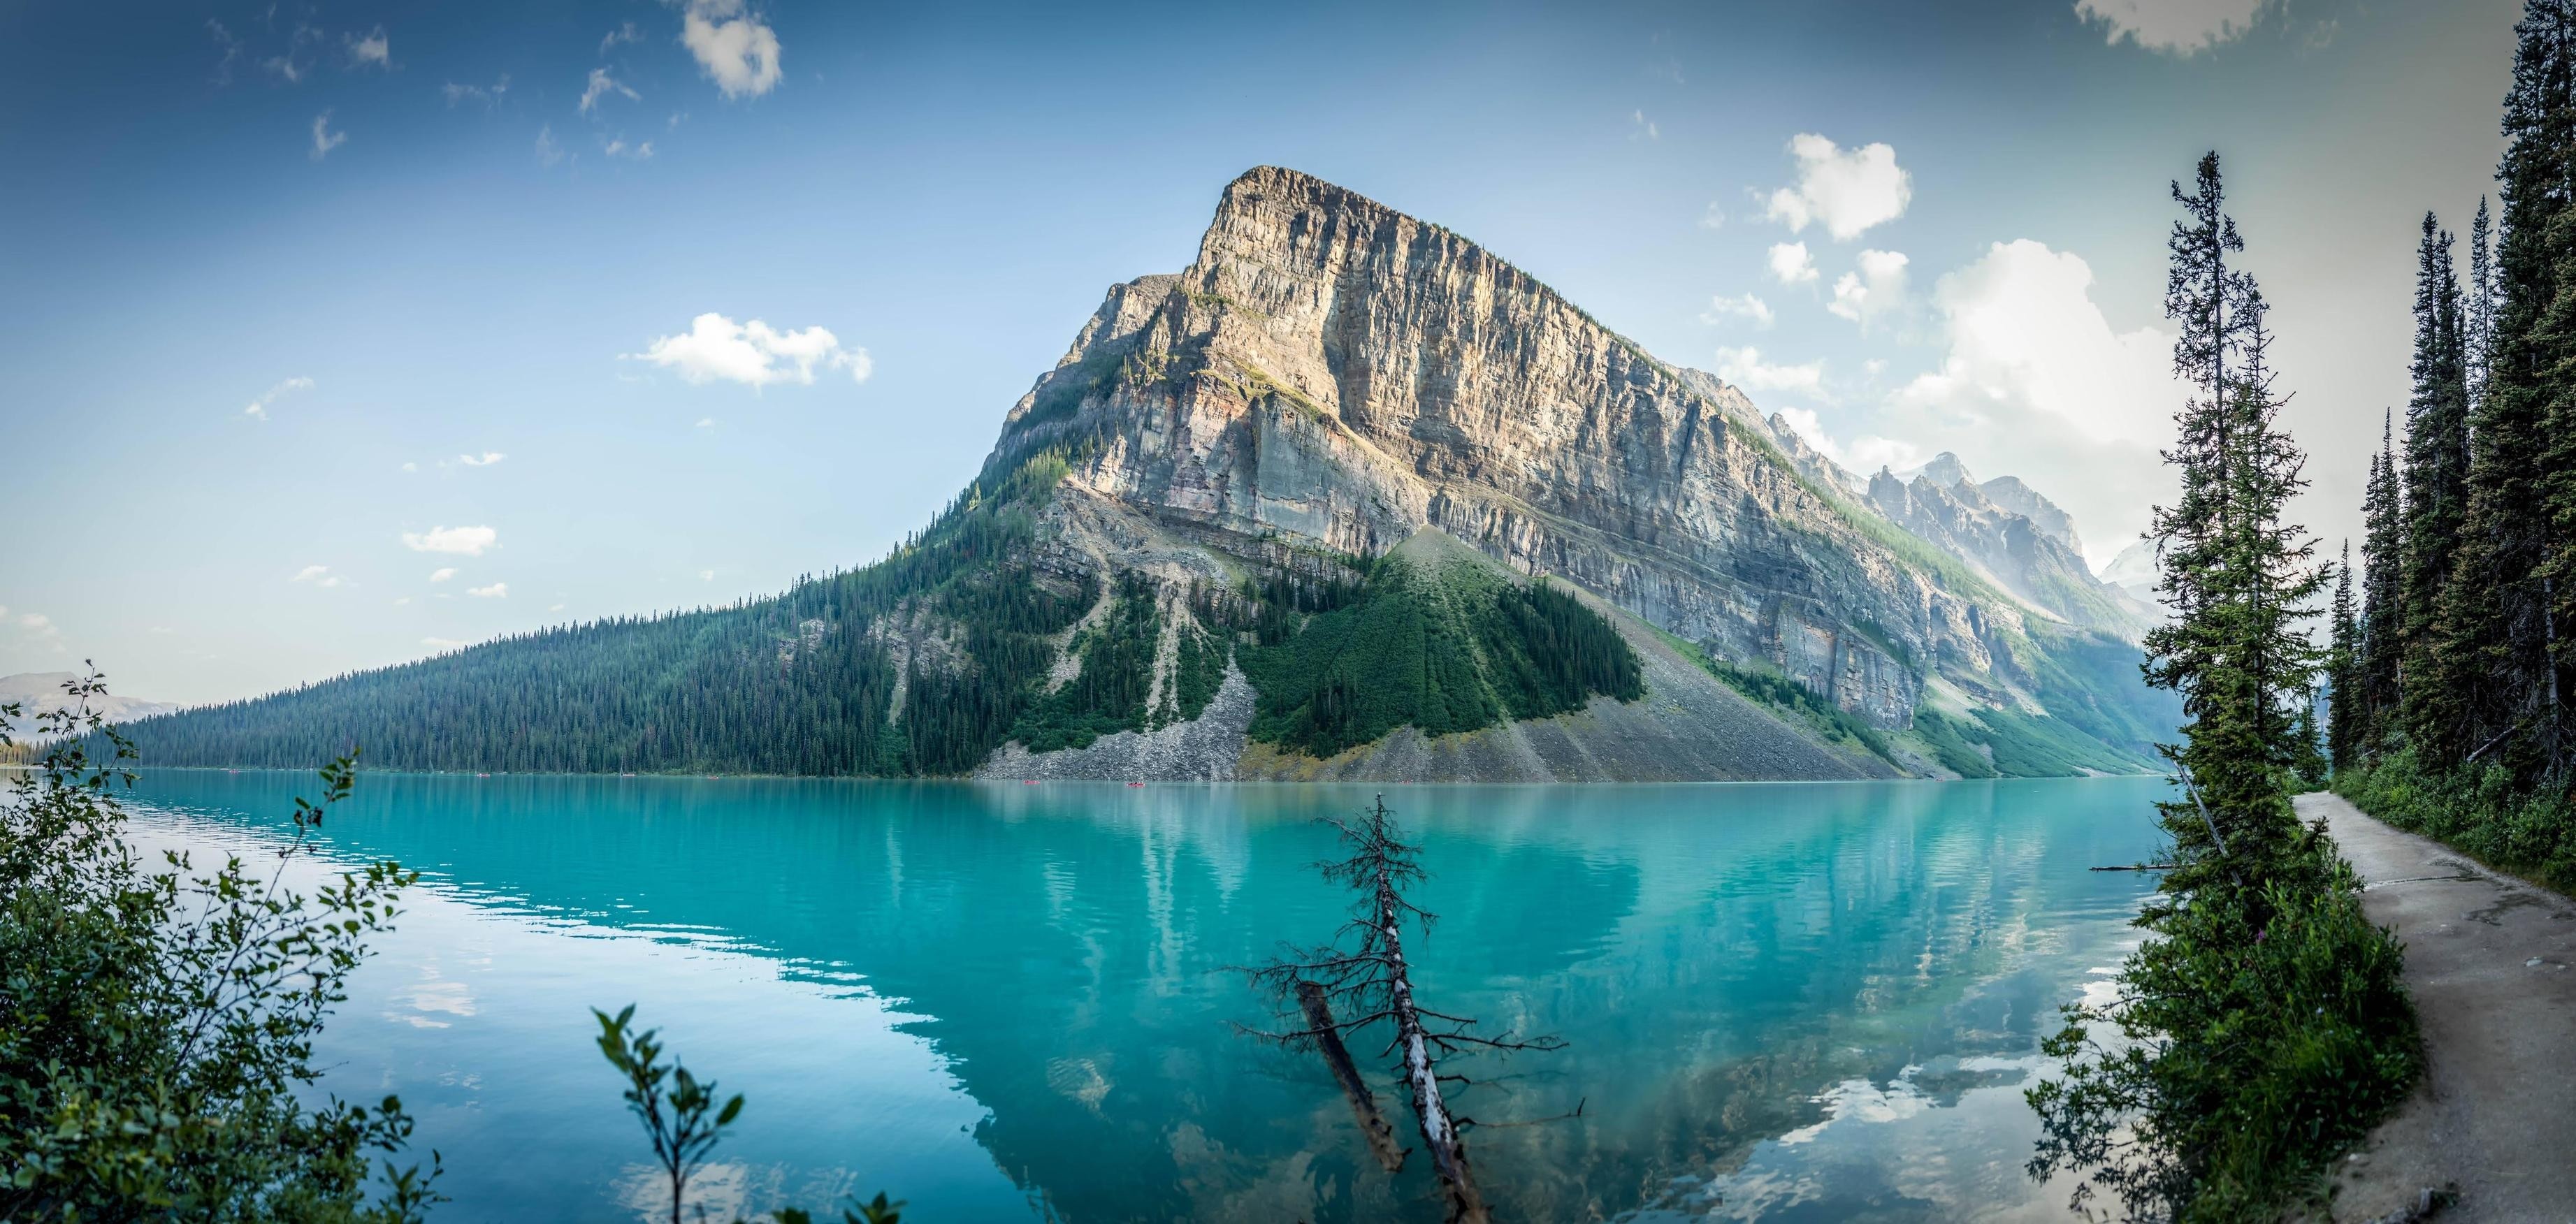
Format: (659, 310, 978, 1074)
(2329, 544, 2360, 769)
(2401, 214, 2474, 757)
(2468, 196, 2498, 409)
(2142, 154, 2319, 866)
(2444, 0, 2576, 775)
(2357, 416, 2405, 747)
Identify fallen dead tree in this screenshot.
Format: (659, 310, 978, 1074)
(1241, 794, 1565, 1223)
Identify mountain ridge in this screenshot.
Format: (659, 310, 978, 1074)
(108, 166, 2172, 780)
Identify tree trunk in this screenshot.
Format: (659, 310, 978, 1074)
(1297, 979, 1406, 1174)
(1376, 872, 1489, 1224)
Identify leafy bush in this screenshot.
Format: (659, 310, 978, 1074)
(2028, 829, 2419, 1221)
(2337, 747, 2576, 894)
(0, 671, 440, 1222)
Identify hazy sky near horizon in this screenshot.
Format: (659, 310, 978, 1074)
(0, 0, 2524, 705)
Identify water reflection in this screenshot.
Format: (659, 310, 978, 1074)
(128, 773, 2165, 1222)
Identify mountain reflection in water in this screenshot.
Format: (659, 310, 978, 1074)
(126, 773, 2165, 1222)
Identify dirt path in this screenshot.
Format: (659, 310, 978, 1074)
(2296, 792, 2576, 1222)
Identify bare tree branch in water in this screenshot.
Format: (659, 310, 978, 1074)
(1239, 794, 1566, 1223)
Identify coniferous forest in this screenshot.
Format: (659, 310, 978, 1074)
(2330, 1, 2576, 897)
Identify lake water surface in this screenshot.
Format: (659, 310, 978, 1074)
(124, 773, 2170, 1223)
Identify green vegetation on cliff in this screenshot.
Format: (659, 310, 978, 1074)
(1237, 540, 1643, 758)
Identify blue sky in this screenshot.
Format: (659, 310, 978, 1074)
(0, 0, 2522, 704)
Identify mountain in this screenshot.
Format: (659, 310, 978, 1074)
(1862, 453, 2148, 640)
(2099, 539, 2160, 607)
(115, 168, 2175, 781)
(1, 672, 178, 739)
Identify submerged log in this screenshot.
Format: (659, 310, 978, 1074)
(1296, 979, 1406, 1174)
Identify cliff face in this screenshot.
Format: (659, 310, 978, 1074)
(987, 168, 2153, 752)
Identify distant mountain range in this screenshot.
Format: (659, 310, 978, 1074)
(113, 168, 2176, 781)
(1, 672, 178, 740)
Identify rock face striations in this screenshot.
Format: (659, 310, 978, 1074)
(976, 167, 2164, 775)
(113, 168, 2171, 782)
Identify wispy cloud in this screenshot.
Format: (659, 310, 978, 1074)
(600, 22, 642, 55)
(442, 75, 509, 108)
(535, 124, 565, 167)
(243, 376, 313, 421)
(345, 25, 390, 70)
(579, 67, 639, 115)
(1714, 346, 1828, 399)
(457, 451, 505, 467)
(291, 564, 344, 588)
(1702, 292, 1774, 328)
(428, 567, 457, 583)
(310, 110, 347, 160)
(401, 525, 498, 556)
(208, 20, 243, 85)
(465, 582, 507, 599)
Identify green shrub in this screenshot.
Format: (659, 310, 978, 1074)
(2337, 748, 2576, 894)
(2029, 831, 2420, 1221)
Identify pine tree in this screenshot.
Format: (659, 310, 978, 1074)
(2142, 154, 2320, 868)
(2443, 0, 2576, 775)
(2468, 196, 2498, 409)
(2328, 544, 2360, 769)
(2357, 416, 2405, 748)
(2401, 214, 2474, 759)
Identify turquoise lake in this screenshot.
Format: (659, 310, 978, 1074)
(123, 773, 2173, 1223)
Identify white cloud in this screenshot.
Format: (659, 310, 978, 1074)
(428, 567, 457, 583)
(310, 110, 347, 160)
(695, 417, 715, 428)
(1827, 249, 1911, 328)
(1630, 110, 1660, 141)
(1766, 242, 1819, 286)
(345, 26, 389, 69)
(629, 313, 871, 388)
(1699, 203, 1725, 230)
(1774, 407, 1924, 475)
(600, 22, 642, 55)
(458, 451, 505, 466)
(208, 20, 243, 85)
(263, 27, 320, 85)
(1886, 239, 2188, 562)
(548, 602, 566, 613)
(402, 525, 498, 556)
(391, 597, 411, 606)
(579, 67, 640, 115)
(535, 125, 565, 167)
(466, 582, 508, 599)
(2076, 0, 2273, 56)
(422, 637, 471, 652)
(682, 0, 783, 99)
(700, 569, 716, 581)
(243, 376, 312, 421)
(1765, 133, 1911, 241)
(17, 613, 58, 639)
(400, 461, 419, 472)
(442, 75, 509, 108)
(291, 564, 330, 583)
(604, 138, 655, 160)
(1702, 292, 1774, 328)
(1714, 346, 1827, 399)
